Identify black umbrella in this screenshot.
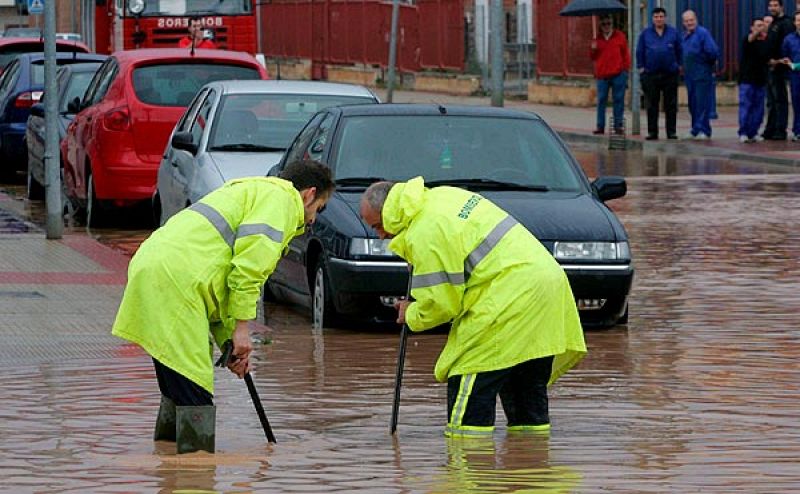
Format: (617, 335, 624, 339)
(559, 0, 626, 17)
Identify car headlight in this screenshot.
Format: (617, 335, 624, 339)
(128, 0, 146, 15)
(350, 238, 393, 256)
(553, 241, 630, 261)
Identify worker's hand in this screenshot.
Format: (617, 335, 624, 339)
(232, 320, 253, 361)
(590, 40, 597, 50)
(227, 355, 251, 379)
(395, 299, 411, 325)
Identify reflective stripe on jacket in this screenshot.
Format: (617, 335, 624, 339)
(383, 177, 586, 383)
(112, 177, 305, 393)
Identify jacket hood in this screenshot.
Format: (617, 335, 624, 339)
(382, 176, 426, 235)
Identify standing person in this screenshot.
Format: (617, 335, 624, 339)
(681, 10, 719, 140)
(112, 160, 334, 454)
(781, 11, 800, 141)
(763, 0, 794, 140)
(360, 178, 586, 437)
(636, 7, 682, 140)
(738, 17, 771, 143)
(590, 14, 631, 135)
(179, 16, 218, 49)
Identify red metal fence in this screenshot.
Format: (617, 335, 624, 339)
(259, 0, 464, 76)
(535, 0, 594, 77)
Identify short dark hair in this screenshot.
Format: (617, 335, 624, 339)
(652, 7, 667, 15)
(768, 0, 783, 6)
(752, 16, 764, 25)
(279, 160, 335, 199)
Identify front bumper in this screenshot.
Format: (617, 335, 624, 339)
(327, 257, 409, 321)
(562, 263, 634, 327)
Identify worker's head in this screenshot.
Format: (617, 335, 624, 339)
(767, 0, 783, 17)
(360, 181, 395, 239)
(279, 160, 335, 225)
(599, 15, 613, 35)
(751, 17, 767, 36)
(682, 10, 697, 33)
(651, 7, 667, 28)
(794, 11, 800, 31)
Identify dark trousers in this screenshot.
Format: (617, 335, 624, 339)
(153, 358, 213, 406)
(641, 72, 678, 137)
(446, 356, 554, 430)
(738, 83, 766, 138)
(764, 70, 789, 138)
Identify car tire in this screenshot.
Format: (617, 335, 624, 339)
(152, 192, 162, 227)
(86, 171, 107, 228)
(26, 165, 44, 200)
(617, 303, 629, 325)
(311, 257, 338, 329)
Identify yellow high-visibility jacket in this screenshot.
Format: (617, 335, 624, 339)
(384, 177, 586, 383)
(112, 177, 306, 393)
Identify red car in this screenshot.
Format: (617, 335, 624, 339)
(61, 48, 267, 226)
(0, 38, 90, 73)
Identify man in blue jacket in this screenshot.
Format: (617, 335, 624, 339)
(681, 10, 719, 139)
(781, 11, 800, 141)
(636, 7, 682, 140)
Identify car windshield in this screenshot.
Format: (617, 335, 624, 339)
(139, 0, 252, 16)
(333, 115, 585, 191)
(132, 63, 261, 107)
(60, 71, 97, 113)
(208, 93, 374, 151)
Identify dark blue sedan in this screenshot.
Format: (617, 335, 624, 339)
(0, 52, 106, 180)
(24, 61, 104, 199)
(267, 104, 634, 329)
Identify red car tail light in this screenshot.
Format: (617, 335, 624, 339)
(14, 91, 43, 108)
(103, 107, 131, 131)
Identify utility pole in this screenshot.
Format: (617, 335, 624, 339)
(44, 0, 63, 239)
(630, 0, 641, 135)
(386, 0, 401, 103)
(490, 0, 504, 107)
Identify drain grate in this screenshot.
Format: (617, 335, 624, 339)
(0, 290, 45, 299)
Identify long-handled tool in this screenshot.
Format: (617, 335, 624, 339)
(216, 340, 277, 443)
(390, 268, 413, 435)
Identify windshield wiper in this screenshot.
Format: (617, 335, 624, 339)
(426, 178, 549, 191)
(210, 143, 285, 152)
(335, 177, 387, 186)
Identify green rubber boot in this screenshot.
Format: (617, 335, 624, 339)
(153, 395, 176, 442)
(176, 405, 216, 454)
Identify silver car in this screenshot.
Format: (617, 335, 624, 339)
(154, 80, 379, 225)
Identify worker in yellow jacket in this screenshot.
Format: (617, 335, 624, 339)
(112, 160, 334, 454)
(360, 177, 586, 437)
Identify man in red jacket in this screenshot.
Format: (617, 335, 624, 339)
(590, 15, 631, 135)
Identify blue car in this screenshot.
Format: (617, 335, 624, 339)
(0, 52, 106, 180)
(25, 62, 104, 199)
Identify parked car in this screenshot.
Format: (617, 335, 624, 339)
(155, 80, 379, 224)
(25, 61, 105, 199)
(61, 48, 268, 227)
(0, 52, 106, 180)
(0, 37, 90, 72)
(266, 104, 634, 329)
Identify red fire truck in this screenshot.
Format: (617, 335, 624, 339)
(95, 0, 258, 54)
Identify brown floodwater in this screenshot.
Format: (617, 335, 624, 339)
(1, 145, 800, 492)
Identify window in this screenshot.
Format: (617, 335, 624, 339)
(307, 114, 335, 161)
(136, 0, 253, 17)
(60, 71, 99, 113)
(190, 89, 216, 144)
(282, 113, 326, 166)
(81, 60, 118, 108)
(132, 63, 260, 107)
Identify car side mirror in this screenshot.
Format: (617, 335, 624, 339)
(171, 131, 198, 155)
(267, 163, 282, 176)
(67, 97, 82, 114)
(29, 103, 45, 118)
(592, 176, 627, 202)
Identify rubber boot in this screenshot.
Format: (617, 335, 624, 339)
(176, 405, 216, 454)
(153, 395, 176, 442)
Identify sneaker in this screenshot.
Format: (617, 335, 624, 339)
(682, 132, 696, 140)
(792, 134, 800, 142)
(753, 136, 764, 142)
(592, 128, 605, 135)
(695, 133, 710, 140)
(739, 135, 749, 143)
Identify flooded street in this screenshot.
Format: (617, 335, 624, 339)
(2, 144, 800, 492)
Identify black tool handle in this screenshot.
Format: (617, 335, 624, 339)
(245, 373, 277, 443)
(390, 269, 413, 435)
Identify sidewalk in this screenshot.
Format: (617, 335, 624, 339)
(381, 88, 800, 169)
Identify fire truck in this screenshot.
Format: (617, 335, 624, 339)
(94, 0, 258, 54)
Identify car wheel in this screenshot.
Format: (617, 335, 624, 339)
(86, 172, 106, 228)
(26, 165, 44, 200)
(152, 192, 162, 227)
(311, 257, 338, 329)
(617, 303, 629, 325)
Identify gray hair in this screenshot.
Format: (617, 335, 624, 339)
(363, 181, 395, 213)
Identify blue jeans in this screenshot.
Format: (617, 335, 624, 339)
(686, 78, 714, 136)
(596, 71, 628, 130)
(738, 83, 765, 139)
